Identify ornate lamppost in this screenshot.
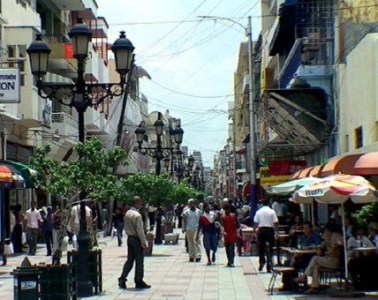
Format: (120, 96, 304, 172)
(27, 20, 134, 297)
(134, 112, 184, 244)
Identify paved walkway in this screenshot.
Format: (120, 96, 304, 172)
(1, 230, 378, 299)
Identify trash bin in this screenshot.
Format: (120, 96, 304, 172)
(12, 257, 41, 300)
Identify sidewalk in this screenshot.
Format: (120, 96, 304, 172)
(1, 231, 377, 299)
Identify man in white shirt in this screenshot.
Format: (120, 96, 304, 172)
(254, 199, 279, 272)
(25, 200, 42, 255)
(70, 203, 92, 249)
(182, 199, 202, 262)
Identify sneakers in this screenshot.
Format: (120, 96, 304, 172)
(135, 281, 151, 289)
(118, 277, 126, 289)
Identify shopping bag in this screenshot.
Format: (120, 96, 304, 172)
(4, 243, 14, 255)
(22, 232, 27, 245)
(218, 238, 224, 248)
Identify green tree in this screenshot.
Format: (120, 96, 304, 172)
(353, 203, 378, 227)
(169, 180, 197, 204)
(121, 173, 174, 207)
(29, 137, 126, 201)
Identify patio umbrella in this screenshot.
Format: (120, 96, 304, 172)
(266, 177, 323, 195)
(293, 174, 378, 282)
(266, 177, 324, 226)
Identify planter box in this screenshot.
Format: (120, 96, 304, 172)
(164, 233, 179, 245)
(144, 234, 154, 256)
(164, 224, 174, 234)
(39, 264, 76, 300)
(67, 249, 102, 295)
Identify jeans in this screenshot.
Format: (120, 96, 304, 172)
(26, 227, 39, 254)
(225, 241, 235, 265)
(44, 230, 53, 255)
(120, 236, 144, 284)
(115, 224, 123, 246)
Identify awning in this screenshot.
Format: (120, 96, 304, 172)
(320, 154, 364, 177)
(291, 166, 314, 179)
(261, 88, 328, 155)
(235, 146, 246, 154)
(269, 0, 298, 56)
(353, 152, 378, 175)
(309, 165, 324, 177)
(242, 182, 251, 197)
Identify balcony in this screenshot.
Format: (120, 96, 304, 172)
(277, 38, 333, 88)
(51, 0, 84, 10)
(45, 35, 78, 79)
(51, 112, 78, 141)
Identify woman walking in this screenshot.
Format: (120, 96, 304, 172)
(197, 203, 219, 265)
(221, 203, 239, 267)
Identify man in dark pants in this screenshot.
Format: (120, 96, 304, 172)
(118, 196, 151, 289)
(254, 199, 278, 272)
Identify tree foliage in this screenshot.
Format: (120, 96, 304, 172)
(29, 137, 127, 202)
(353, 203, 378, 227)
(121, 173, 173, 207)
(120, 173, 199, 207)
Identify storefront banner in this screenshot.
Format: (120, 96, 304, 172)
(0, 68, 20, 103)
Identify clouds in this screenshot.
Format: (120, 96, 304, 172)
(97, 0, 261, 166)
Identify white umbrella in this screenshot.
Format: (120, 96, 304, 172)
(265, 177, 324, 195)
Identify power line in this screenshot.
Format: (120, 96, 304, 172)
(106, 4, 378, 26)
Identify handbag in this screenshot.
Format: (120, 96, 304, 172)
(218, 238, 225, 248)
(4, 243, 14, 255)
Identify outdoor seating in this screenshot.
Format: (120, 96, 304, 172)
(268, 266, 295, 295)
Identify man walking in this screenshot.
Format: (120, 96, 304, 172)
(118, 196, 151, 289)
(254, 199, 278, 272)
(25, 200, 42, 255)
(42, 206, 53, 256)
(182, 199, 202, 262)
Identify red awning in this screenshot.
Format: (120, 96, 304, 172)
(235, 146, 246, 154)
(320, 153, 364, 177)
(353, 152, 378, 175)
(242, 182, 251, 196)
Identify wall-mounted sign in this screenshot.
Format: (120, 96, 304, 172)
(0, 68, 20, 103)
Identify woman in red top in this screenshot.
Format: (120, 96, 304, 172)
(221, 203, 239, 267)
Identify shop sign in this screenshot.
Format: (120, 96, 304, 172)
(0, 68, 20, 103)
(260, 166, 290, 187)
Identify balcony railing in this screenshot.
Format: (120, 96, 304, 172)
(277, 38, 331, 88)
(52, 112, 78, 128)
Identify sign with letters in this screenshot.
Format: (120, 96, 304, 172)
(0, 68, 20, 103)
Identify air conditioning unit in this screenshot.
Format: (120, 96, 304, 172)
(0, 104, 7, 112)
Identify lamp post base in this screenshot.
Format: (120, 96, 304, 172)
(154, 215, 163, 245)
(77, 281, 94, 298)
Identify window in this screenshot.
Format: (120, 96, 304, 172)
(355, 127, 363, 149)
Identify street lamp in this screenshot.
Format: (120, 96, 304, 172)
(27, 19, 134, 297)
(134, 112, 184, 244)
(198, 15, 257, 218)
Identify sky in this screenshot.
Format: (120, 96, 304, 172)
(97, 0, 262, 167)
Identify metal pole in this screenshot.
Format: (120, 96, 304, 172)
(247, 16, 257, 220)
(76, 59, 93, 297)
